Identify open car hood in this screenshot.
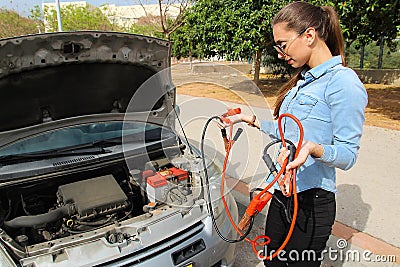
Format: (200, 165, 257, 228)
(0, 31, 174, 136)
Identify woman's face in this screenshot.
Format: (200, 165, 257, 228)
(273, 23, 310, 68)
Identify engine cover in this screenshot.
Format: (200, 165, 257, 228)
(57, 175, 128, 219)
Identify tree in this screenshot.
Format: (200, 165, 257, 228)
(331, 0, 399, 69)
(0, 9, 40, 38)
(43, 3, 118, 32)
(347, 40, 400, 69)
(29, 5, 45, 33)
(135, 0, 192, 40)
(169, 15, 197, 60)
(157, 0, 191, 40)
(364, 0, 399, 69)
(173, 0, 289, 84)
(116, 13, 162, 38)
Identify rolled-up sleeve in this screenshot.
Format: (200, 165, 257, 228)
(316, 70, 368, 170)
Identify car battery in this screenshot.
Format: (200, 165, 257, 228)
(146, 173, 168, 202)
(170, 167, 189, 187)
(158, 167, 189, 187)
(146, 167, 189, 202)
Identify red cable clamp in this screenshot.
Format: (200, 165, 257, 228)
(237, 191, 273, 231)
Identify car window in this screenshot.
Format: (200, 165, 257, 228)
(0, 121, 164, 157)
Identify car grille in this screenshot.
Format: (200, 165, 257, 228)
(95, 221, 205, 267)
(171, 238, 206, 265)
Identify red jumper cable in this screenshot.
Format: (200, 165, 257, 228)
(217, 111, 304, 260)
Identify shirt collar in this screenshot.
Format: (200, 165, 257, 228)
(302, 55, 342, 81)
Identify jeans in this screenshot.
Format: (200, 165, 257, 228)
(264, 188, 336, 267)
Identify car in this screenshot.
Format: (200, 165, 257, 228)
(0, 31, 238, 267)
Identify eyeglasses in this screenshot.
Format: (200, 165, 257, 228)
(273, 28, 307, 57)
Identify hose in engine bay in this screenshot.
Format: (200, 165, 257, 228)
(4, 203, 75, 228)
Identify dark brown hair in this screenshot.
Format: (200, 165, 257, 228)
(272, 1, 345, 118)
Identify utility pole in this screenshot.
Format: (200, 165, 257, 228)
(55, 0, 63, 32)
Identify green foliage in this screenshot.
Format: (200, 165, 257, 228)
(125, 23, 164, 38)
(347, 41, 400, 69)
(328, 0, 399, 68)
(29, 5, 45, 33)
(43, 4, 119, 32)
(170, 17, 196, 59)
(2, 0, 398, 73)
(171, 0, 399, 73)
(330, 0, 399, 49)
(122, 15, 167, 39)
(0, 8, 40, 38)
(171, 0, 288, 60)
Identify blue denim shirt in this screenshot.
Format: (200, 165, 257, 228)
(260, 56, 368, 193)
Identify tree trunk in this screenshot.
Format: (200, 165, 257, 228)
(189, 48, 192, 70)
(253, 49, 261, 88)
(359, 45, 365, 69)
(378, 35, 384, 69)
(344, 42, 351, 66)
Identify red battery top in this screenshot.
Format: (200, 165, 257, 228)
(169, 167, 189, 181)
(146, 167, 188, 188)
(147, 173, 168, 188)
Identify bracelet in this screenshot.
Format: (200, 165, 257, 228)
(248, 115, 256, 127)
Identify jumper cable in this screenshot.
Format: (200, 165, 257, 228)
(201, 111, 304, 260)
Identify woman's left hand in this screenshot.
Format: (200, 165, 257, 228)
(278, 141, 324, 171)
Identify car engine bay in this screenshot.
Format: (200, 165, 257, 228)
(0, 149, 205, 260)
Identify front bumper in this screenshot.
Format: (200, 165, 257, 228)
(99, 216, 236, 267)
(18, 195, 238, 267)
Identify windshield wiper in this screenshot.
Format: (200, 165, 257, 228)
(0, 132, 170, 165)
(0, 145, 111, 165)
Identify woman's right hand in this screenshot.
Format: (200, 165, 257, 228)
(216, 110, 259, 129)
(216, 113, 247, 128)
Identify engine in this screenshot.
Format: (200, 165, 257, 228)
(0, 156, 197, 248)
(57, 175, 129, 220)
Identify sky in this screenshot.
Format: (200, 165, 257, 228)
(1, 0, 158, 16)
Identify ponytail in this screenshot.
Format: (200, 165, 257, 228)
(321, 6, 345, 66)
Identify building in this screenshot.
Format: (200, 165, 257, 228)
(42, 1, 182, 32)
(101, 3, 181, 29)
(42, 1, 94, 32)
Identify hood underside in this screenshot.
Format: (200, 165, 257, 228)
(0, 31, 172, 132)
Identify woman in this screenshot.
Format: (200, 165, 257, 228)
(228, 2, 368, 266)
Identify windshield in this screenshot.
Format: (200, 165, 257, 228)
(0, 121, 167, 157)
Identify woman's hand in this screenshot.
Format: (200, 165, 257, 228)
(216, 109, 259, 129)
(278, 141, 325, 171)
(216, 113, 245, 128)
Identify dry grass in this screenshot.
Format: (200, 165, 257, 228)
(177, 78, 400, 131)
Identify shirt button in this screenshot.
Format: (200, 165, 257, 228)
(299, 100, 304, 104)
